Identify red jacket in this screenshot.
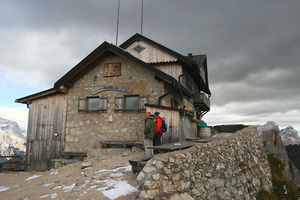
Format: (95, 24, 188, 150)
(154, 116, 163, 134)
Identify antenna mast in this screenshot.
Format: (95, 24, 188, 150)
(140, 0, 144, 34)
(116, 0, 121, 45)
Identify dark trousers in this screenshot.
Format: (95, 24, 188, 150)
(153, 133, 162, 154)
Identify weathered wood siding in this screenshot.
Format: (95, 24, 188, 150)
(146, 107, 182, 144)
(155, 64, 182, 81)
(26, 94, 67, 171)
(125, 41, 177, 63)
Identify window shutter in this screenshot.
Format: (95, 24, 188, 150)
(100, 96, 108, 111)
(115, 95, 124, 111)
(139, 95, 148, 111)
(78, 97, 86, 112)
(104, 62, 121, 77)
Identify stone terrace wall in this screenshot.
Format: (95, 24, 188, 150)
(137, 126, 272, 200)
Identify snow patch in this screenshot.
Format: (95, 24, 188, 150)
(0, 186, 10, 192)
(49, 171, 58, 175)
(112, 165, 132, 172)
(43, 183, 54, 187)
(53, 184, 76, 192)
(26, 174, 41, 181)
(96, 179, 137, 200)
(79, 179, 90, 189)
(40, 193, 57, 199)
(110, 172, 124, 177)
(94, 168, 110, 173)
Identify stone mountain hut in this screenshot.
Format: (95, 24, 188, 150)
(16, 33, 211, 170)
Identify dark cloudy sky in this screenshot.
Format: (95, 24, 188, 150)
(0, 0, 299, 132)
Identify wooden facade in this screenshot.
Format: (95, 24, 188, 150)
(26, 94, 67, 171)
(126, 40, 177, 63)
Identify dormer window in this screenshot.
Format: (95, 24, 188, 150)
(133, 45, 145, 53)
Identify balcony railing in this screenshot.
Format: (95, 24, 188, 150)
(178, 73, 210, 111)
(178, 73, 199, 97)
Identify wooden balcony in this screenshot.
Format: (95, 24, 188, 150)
(178, 73, 210, 111)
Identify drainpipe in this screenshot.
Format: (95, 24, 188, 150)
(158, 88, 178, 105)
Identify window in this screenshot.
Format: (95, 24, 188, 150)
(125, 96, 139, 111)
(78, 96, 107, 112)
(171, 98, 179, 109)
(116, 95, 148, 112)
(88, 97, 100, 112)
(133, 45, 145, 53)
(104, 62, 121, 77)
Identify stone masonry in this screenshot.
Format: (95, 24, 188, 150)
(65, 55, 165, 153)
(137, 126, 272, 200)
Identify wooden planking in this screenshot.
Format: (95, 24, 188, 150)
(125, 41, 178, 63)
(155, 64, 182, 81)
(26, 94, 67, 171)
(146, 107, 181, 144)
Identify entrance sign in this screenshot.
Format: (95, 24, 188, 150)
(92, 86, 132, 95)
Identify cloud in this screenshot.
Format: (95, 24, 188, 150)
(0, 0, 300, 132)
(205, 105, 300, 132)
(0, 106, 28, 129)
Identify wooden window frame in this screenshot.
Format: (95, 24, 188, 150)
(87, 96, 101, 112)
(124, 95, 140, 112)
(78, 96, 107, 113)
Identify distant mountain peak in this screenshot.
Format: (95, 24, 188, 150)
(0, 117, 26, 157)
(280, 125, 300, 146)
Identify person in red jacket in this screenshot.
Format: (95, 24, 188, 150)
(153, 112, 163, 153)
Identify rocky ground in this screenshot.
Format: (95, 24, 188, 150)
(0, 148, 143, 200)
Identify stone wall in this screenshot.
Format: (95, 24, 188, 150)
(65, 55, 165, 153)
(137, 126, 272, 200)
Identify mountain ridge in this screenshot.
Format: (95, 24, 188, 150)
(0, 117, 26, 157)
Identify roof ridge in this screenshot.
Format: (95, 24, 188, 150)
(120, 33, 195, 66)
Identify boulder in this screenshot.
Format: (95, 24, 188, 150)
(80, 160, 93, 169)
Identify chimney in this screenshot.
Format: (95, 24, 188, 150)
(188, 53, 193, 56)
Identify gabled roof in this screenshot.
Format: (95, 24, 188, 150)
(54, 41, 177, 89)
(15, 88, 66, 104)
(120, 33, 195, 66)
(186, 55, 210, 95)
(120, 33, 211, 95)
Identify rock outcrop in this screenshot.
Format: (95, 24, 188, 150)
(258, 121, 300, 186)
(137, 126, 272, 200)
(280, 126, 300, 146)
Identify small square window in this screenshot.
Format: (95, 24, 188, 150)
(133, 45, 145, 53)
